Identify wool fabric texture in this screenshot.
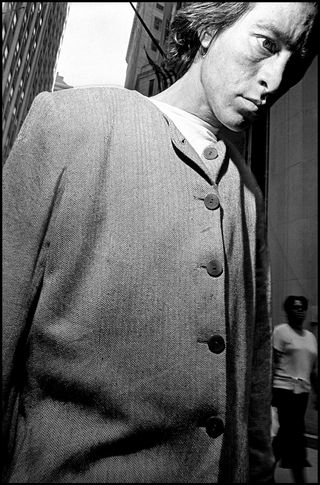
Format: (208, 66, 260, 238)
(3, 87, 274, 483)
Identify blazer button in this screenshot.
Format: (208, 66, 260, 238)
(206, 259, 223, 277)
(203, 146, 218, 160)
(208, 335, 225, 354)
(204, 193, 220, 210)
(205, 416, 225, 438)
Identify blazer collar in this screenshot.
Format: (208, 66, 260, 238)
(162, 113, 227, 187)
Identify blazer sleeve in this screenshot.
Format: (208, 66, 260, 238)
(248, 198, 275, 484)
(2, 92, 66, 464)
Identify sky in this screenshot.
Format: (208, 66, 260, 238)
(56, 2, 136, 88)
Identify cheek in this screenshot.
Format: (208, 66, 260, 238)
(229, 53, 258, 83)
(202, 56, 229, 93)
(211, 54, 253, 89)
(216, 39, 260, 82)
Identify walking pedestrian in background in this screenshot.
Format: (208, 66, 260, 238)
(272, 296, 318, 483)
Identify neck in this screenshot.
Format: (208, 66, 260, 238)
(151, 62, 221, 135)
(288, 321, 304, 333)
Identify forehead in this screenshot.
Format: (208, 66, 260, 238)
(239, 2, 315, 49)
(292, 299, 304, 306)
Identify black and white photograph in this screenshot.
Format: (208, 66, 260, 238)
(2, 2, 318, 483)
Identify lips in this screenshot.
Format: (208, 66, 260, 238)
(243, 97, 262, 109)
(239, 99, 260, 121)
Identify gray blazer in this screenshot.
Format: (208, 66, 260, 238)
(3, 87, 274, 483)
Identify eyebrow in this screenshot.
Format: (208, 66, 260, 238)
(255, 22, 297, 50)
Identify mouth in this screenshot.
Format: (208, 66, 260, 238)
(243, 97, 262, 110)
(293, 312, 304, 320)
(238, 100, 259, 123)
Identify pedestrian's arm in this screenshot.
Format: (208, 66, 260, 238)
(272, 346, 283, 377)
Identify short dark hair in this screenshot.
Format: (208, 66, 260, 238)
(165, 2, 253, 77)
(283, 296, 309, 314)
(165, 2, 318, 80)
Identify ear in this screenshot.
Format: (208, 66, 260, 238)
(199, 30, 213, 50)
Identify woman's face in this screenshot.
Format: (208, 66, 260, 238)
(288, 299, 306, 325)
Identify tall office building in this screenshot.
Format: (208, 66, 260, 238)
(125, 2, 185, 97)
(2, 2, 69, 162)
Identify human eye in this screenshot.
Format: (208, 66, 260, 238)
(256, 36, 279, 55)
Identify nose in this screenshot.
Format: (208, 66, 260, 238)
(258, 54, 291, 96)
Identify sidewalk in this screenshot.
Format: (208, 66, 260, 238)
(274, 446, 318, 483)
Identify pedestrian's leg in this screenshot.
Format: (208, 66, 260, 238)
(291, 465, 306, 483)
(275, 390, 293, 467)
(290, 393, 309, 483)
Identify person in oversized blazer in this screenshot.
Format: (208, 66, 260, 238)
(2, 2, 318, 483)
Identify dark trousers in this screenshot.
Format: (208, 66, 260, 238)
(272, 388, 309, 468)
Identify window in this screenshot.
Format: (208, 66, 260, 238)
(156, 3, 164, 11)
(154, 17, 162, 31)
(8, 71, 12, 82)
(2, 25, 6, 41)
(21, 91, 25, 100)
(148, 79, 155, 97)
(13, 12, 17, 25)
(164, 19, 171, 41)
(16, 41, 20, 52)
(4, 45, 9, 59)
(17, 56, 21, 67)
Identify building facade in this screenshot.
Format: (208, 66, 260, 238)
(2, 1, 69, 162)
(125, 2, 318, 438)
(125, 2, 184, 96)
(53, 72, 73, 92)
(267, 57, 318, 438)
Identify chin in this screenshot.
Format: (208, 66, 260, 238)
(225, 125, 247, 133)
(219, 112, 251, 133)
(222, 120, 249, 133)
